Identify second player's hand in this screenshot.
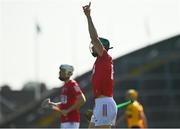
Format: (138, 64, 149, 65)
(82, 2, 91, 16)
(41, 98, 52, 109)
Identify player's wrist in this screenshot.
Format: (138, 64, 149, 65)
(86, 15, 91, 18)
(66, 108, 71, 114)
(49, 102, 56, 106)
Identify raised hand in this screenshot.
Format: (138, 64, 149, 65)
(82, 2, 91, 17)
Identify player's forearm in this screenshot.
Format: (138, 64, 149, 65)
(86, 15, 99, 41)
(143, 115, 148, 128)
(67, 95, 86, 113)
(66, 103, 79, 113)
(52, 105, 61, 112)
(50, 102, 61, 107)
(50, 102, 62, 113)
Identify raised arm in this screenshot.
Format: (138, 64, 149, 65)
(83, 2, 104, 56)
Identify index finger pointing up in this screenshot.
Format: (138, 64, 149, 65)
(88, 2, 91, 7)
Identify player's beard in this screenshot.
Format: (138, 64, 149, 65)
(90, 44, 98, 57)
(91, 52, 98, 57)
(59, 76, 69, 81)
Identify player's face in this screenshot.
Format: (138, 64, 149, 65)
(58, 69, 69, 81)
(126, 93, 135, 101)
(89, 42, 98, 57)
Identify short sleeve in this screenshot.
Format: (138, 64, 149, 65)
(71, 82, 82, 96)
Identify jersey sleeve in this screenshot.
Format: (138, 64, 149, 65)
(71, 82, 82, 96)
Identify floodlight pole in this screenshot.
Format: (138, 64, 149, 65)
(34, 19, 41, 100)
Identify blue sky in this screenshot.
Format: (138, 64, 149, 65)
(0, 0, 180, 90)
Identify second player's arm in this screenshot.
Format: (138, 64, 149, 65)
(50, 102, 62, 112)
(66, 93, 86, 113)
(87, 15, 104, 56)
(83, 3, 104, 56)
(141, 112, 148, 128)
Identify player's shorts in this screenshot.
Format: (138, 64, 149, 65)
(60, 122, 79, 129)
(90, 97, 117, 126)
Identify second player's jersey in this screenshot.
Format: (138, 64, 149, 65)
(126, 101, 145, 128)
(92, 48, 114, 97)
(59, 80, 82, 123)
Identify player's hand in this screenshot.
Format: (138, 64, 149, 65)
(82, 2, 91, 17)
(85, 109, 93, 122)
(61, 110, 68, 117)
(41, 98, 52, 109)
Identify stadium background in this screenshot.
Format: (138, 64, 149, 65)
(0, 35, 180, 128)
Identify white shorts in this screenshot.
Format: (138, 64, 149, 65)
(60, 122, 79, 129)
(90, 97, 117, 126)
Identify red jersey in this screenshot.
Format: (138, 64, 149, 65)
(92, 48, 114, 97)
(59, 80, 82, 122)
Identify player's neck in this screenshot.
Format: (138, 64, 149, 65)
(64, 79, 71, 83)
